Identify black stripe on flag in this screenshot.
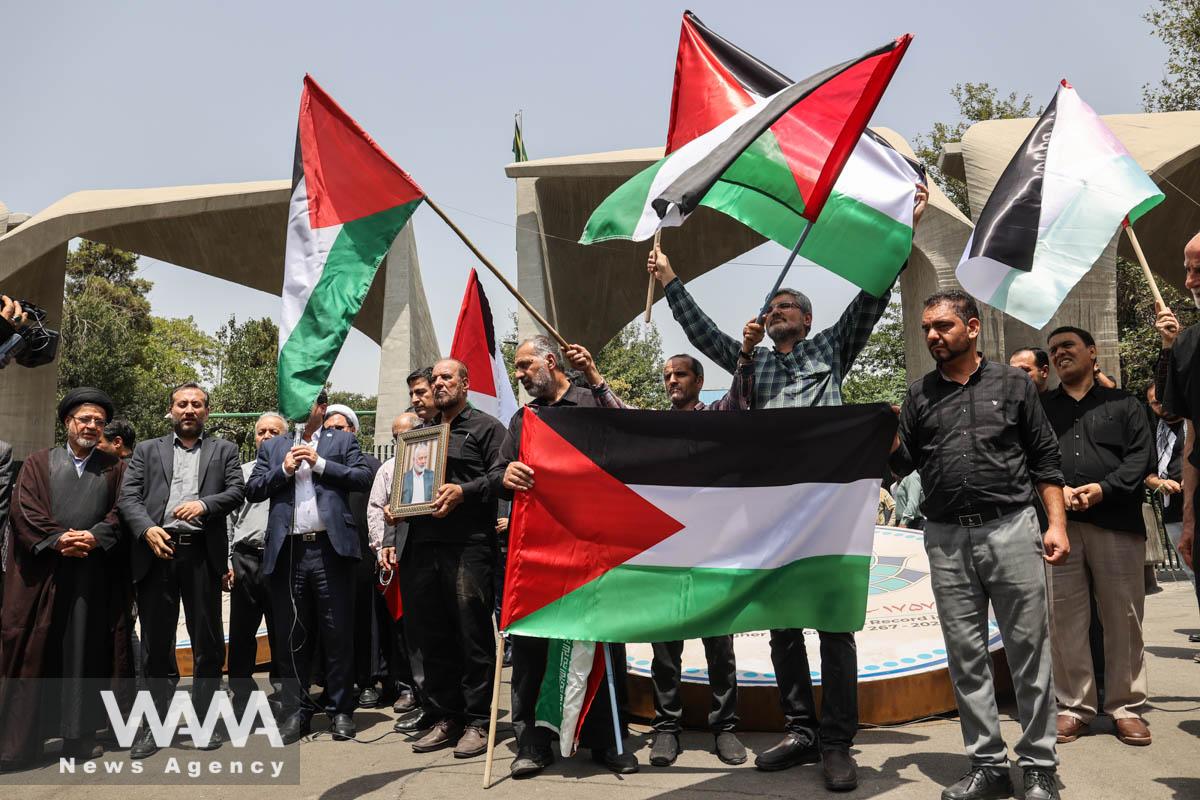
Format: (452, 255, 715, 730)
(475, 278, 498, 354)
(966, 91, 1059, 271)
(530, 403, 896, 488)
(685, 11, 791, 97)
(651, 39, 901, 220)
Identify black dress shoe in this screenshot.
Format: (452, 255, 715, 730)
(941, 767, 1014, 800)
(649, 732, 679, 767)
(394, 711, 440, 733)
(392, 690, 417, 714)
(357, 687, 381, 708)
(1022, 768, 1060, 800)
(714, 731, 746, 765)
(192, 728, 225, 751)
(129, 728, 159, 760)
(821, 748, 858, 791)
(1188, 633, 1200, 643)
(753, 732, 820, 772)
(592, 746, 638, 774)
(278, 713, 312, 746)
(510, 745, 554, 778)
(330, 713, 356, 741)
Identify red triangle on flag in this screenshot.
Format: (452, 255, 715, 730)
(665, 13, 756, 154)
(450, 269, 498, 398)
(298, 74, 425, 230)
(501, 409, 685, 630)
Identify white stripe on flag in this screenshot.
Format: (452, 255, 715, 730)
(624, 478, 879, 570)
(281, 176, 342, 345)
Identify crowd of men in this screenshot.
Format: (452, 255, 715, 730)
(0, 223, 1198, 800)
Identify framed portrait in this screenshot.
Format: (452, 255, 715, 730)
(389, 423, 450, 518)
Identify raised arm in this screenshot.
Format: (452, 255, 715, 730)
(650, 247, 742, 373)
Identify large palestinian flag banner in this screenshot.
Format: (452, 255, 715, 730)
(279, 75, 426, 420)
(581, 12, 918, 297)
(501, 404, 897, 642)
(450, 269, 518, 422)
(956, 80, 1164, 329)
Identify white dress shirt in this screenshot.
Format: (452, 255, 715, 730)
(287, 432, 327, 534)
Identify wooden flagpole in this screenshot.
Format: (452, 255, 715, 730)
(644, 230, 662, 323)
(424, 196, 569, 349)
(481, 627, 506, 789)
(1123, 220, 1165, 310)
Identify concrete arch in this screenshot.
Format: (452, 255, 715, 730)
(0, 181, 440, 456)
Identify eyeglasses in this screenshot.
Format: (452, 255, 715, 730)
(765, 301, 804, 314)
(71, 415, 106, 427)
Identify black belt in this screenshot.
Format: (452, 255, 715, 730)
(289, 530, 326, 542)
(233, 540, 265, 556)
(936, 504, 1027, 528)
(168, 531, 200, 546)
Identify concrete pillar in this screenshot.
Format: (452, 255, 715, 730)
(373, 224, 441, 447)
(0, 244, 68, 458)
(514, 177, 556, 345)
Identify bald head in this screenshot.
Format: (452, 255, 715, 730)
(391, 412, 421, 438)
(1185, 231, 1200, 308)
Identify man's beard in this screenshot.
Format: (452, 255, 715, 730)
(524, 370, 554, 401)
(767, 320, 803, 342)
(72, 434, 99, 452)
(174, 418, 204, 436)
(931, 339, 970, 363)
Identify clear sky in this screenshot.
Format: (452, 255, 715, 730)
(1, 1, 1168, 393)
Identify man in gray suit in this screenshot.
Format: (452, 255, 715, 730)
(401, 445, 434, 505)
(117, 382, 245, 758)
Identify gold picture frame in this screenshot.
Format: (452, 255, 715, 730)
(389, 423, 450, 518)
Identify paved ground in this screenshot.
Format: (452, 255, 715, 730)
(8, 581, 1200, 799)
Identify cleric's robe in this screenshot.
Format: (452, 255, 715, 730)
(0, 447, 128, 764)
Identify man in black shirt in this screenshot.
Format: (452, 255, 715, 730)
(1009, 347, 1050, 394)
(396, 358, 507, 758)
(1043, 327, 1154, 747)
(891, 291, 1067, 800)
(1146, 384, 1197, 616)
(497, 334, 638, 778)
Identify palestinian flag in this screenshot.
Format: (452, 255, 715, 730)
(501, 403, 897, 642)
(956, 80, 1164, 329)
(534, 639, 605, 757)
(581, 13, 918, 297)
(449, 269, 518, 422)
(279, 75, 425, 420)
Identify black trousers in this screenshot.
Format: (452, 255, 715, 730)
(651, 637, 738, 733)
(511, 636, 629, 751)
(769, 628, 857, 751)
(269, 535, 357, 718)
(136, 542, 224, 717)
(352, 560, 393, 690)
(401, 540, 495, 725)
(227, 546, 278, 706)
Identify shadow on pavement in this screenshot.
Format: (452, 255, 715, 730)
(1154, 777, 1200, 800)
(1145, 645, 1199, 661)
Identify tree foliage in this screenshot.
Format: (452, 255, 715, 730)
(912, 83, 1040, 217)
(1143, 0, 1200, 112)
(1116, 256, 1192, 399)
(57, 241, 216, 441)
(843, 295, 908, 405)
(206, 315, 281, 448)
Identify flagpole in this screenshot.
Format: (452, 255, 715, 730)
(1123, 220, 1166, 310)
(757, 220, 814, 323)
(644, 231, 662, 323)
(482, 622, 505, 789)
(424, 196, 570, 349)
(601, 643, 624, 756)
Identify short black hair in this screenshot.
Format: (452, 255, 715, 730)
(103, 418, 136, 448)
(169, 381, 210, 408)
(406, 367, 433, 387)
(664, 353, 703, 380)
(1010, 346, 1050, 370)
(923, 290, 979, 324)
(1047, 326, 1095, 348)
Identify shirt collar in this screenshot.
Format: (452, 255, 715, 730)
(173, 433, 204, 450)
(936, 354, 988, 385)
(66, 445, 94, 465)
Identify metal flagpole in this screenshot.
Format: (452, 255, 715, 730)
(757, 219, 814, 323)
(601, 643, 623, 756)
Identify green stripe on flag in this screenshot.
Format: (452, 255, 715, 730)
(278, 199, 422, 419)
(699, 130, 807, 245)
(506, 554, 871, 642)
(579, 160, 664, 244)
(798, 190, 913, 297)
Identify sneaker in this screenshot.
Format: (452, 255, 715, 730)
(649, 732, 679, 767)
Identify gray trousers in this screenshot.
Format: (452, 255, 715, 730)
(924, 506, 1058, 770)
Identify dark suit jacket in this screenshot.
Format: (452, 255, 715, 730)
(246, 429, 374, 575)
(118, 434, 246, 582)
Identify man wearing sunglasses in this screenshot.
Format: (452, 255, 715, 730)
(646, 184, 928, 792)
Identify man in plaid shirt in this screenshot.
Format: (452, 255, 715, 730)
(645, 184, 927, 792)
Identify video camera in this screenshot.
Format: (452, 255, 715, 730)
(0, 297, 60, 369)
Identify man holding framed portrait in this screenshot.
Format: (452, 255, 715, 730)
(384, 357, 507, 759)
